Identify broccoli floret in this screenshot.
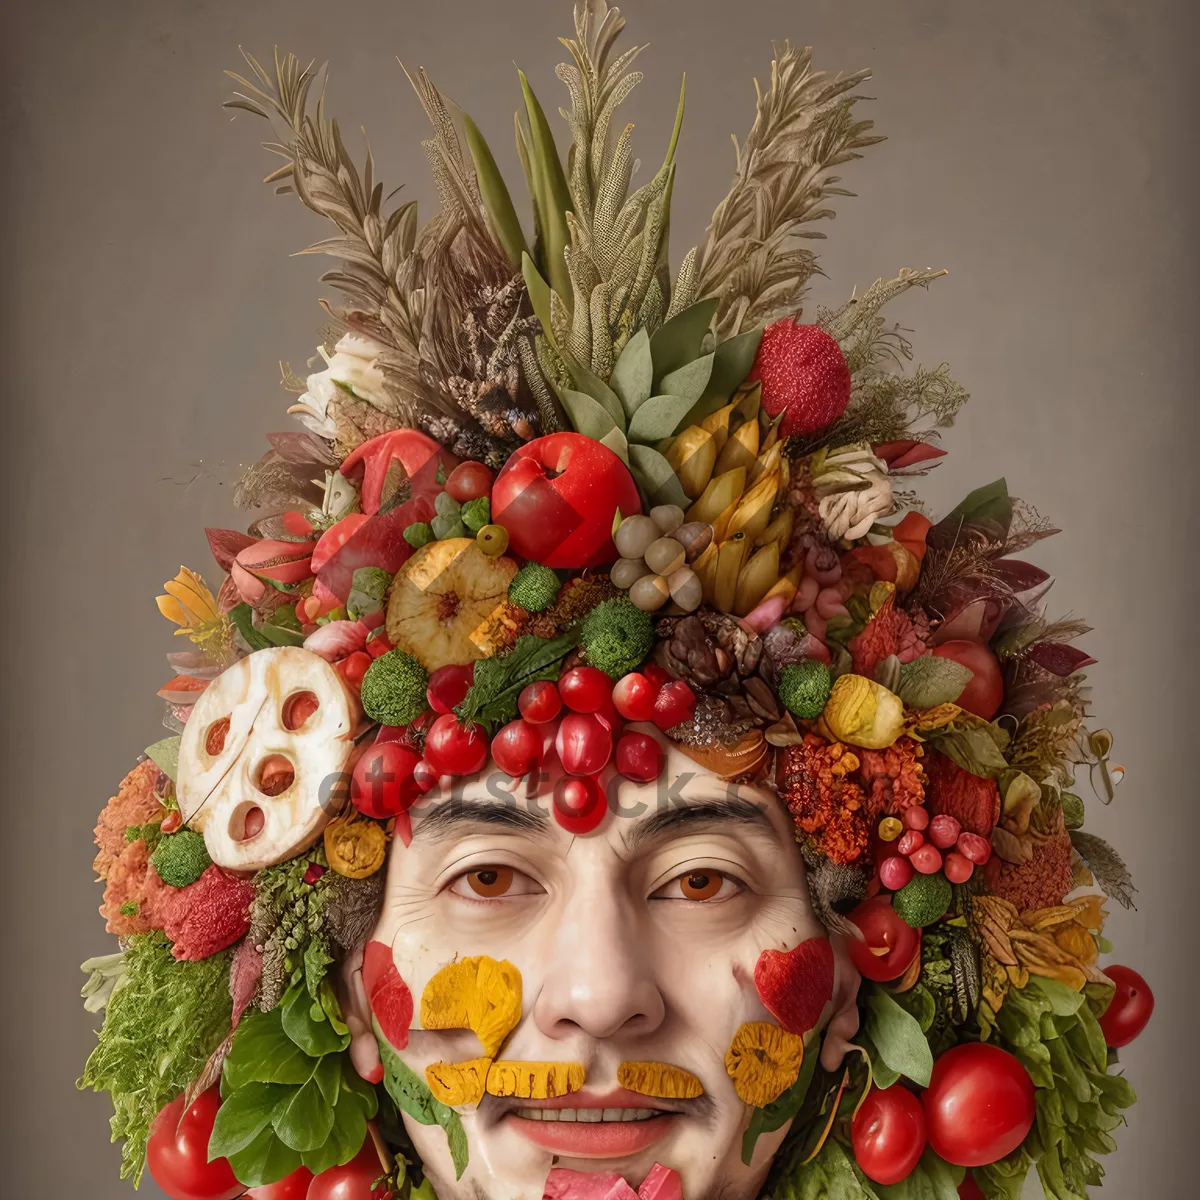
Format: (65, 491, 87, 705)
(580, 596, 654, 678)
(508, 563, 561, 613)
(894, 873, 953, 929)
(149, 830, 211, 888)
(360, 648, 429, 726)
(778, 660, 833, 719)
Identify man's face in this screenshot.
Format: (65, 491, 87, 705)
(350, 732, 831, 1200)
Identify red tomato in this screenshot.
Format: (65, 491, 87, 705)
(552, 774, 608, 834)
(424, 714, 489, 776)
(307, 1138, 390, 1199)
(146, 1088, 244, 1200)
(444, 461, 495, 503)
(1098, 965, 1154, 1048)
(350, 741, 423, 819)
(518, 680, 562, 723)
(245, 1166, 313, 1198)
(851, 1084, 928, 1185)
(923, 1044, 1035, 1167)
(930, 640, 1004, 720)
(426, 663, 474, 714)
(611, 671, 658, 721)
(555, 712, 614, 775)
(652, 680, 695, 730)
(558, 666, 614, 713)
(615, 732, 666, 782)
(845, 896, 922, 982)
(490, 718, 543, 778)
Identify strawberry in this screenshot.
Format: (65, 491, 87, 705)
(753, 935, 836, 1035)
(747, 320, 851, 437)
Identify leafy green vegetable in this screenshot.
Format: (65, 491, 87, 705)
(78, 933, 232, 1184)
(742, 1031, 822, 1163)
(862, 986, 934, 1087)
(926, 713, 1011, 779)
(896, 655, 973, 708)
(377, 1020, 469, 1179)
(216, 998, 375, 1186)
(144, 736, 182, 782)
(864, 1149, 964, 1198)
(230, 601, 273, 651)
(455, 631, 578, 732)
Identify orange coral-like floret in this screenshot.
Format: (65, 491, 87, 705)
(857, 737, 926, 821)
(776, 735, 870, 864)
(93, 760, 163, 879)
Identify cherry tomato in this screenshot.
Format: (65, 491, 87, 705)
(879, 854, 914, 891)
(490, 719, 543, 778)
(557, 666, 614, 713)
(923, 1044, 1035, 1167)
(552, 774, 608, 834)
(931, 640, 1004, 720)
(444, 461, 495, 503)
(307, 1138, 390, 1199)
(1098, 965, 1154, 1048)
(614, 732, 665, 782)
(146, 1088, 244, 1200)
(956, 832, 992, 865)
(611, 671, 659, 721)
(903, 806, 930, 831)
(350, 741, 423, 819)
(845, 896, 922, 982)
(851, 1084, 928, 1185)
(518, 679, 563, 724)
(245, 1165, 314, 1198)
(424, 714, 489, 777)
(929, 814, 961, 849)
(943, 852, 975, 884)
(910, 844, 944, 875)
(897, 830, 925, 857)
(652, 680, 695, 730)
(556, 712, 613, 776)
(426, 663, 474, 714)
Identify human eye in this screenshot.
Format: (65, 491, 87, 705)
(447, 865, 544, 903)
(650, 868, 746, 903)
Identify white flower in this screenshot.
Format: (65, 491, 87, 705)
(287, 333, 389, 438)
(812, 445, 895, 541)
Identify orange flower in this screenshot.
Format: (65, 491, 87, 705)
(776, 735, 870, 864)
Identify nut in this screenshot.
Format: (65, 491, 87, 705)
(644, 537, 686, 576)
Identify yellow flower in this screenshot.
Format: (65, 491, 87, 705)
(724, 1022, 805, 1107)
(156, 567, 220, 635)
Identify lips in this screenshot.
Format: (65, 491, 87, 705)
(502, 1087, 682, 1158)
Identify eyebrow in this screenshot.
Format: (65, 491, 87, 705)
(620, 796, 778, 854)
(410, 798, 550, 843)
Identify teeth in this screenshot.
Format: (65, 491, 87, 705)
(514, 1107, 660, 1123)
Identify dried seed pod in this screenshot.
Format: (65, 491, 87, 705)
(674, 521, 714, 560)
(644, 537, 686, 576)
(724, 1021, 805, 1106)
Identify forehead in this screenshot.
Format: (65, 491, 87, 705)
(403, 733, 794, 853)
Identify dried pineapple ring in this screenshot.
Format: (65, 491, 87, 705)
(419, 955, 522, 1059)
(724, 1021, 805, 1107)
(177, 646, 358, 871)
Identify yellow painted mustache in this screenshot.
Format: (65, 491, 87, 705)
(426, 1059, 585, 1105)
(618, 1061, 705, 1099)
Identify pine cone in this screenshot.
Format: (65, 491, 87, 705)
(655, 614, 780, 744)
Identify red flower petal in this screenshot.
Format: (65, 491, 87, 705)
(362, 939, 413, 1051)
(753, 935, 835, 1035)
(1027, 642, 1097, 676)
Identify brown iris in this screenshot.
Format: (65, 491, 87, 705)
(678, 870, 723, 901)
(466, 867, 514, 898)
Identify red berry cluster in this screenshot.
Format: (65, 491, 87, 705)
(877, 805, 993, 892)
(349, 662, 695, 836)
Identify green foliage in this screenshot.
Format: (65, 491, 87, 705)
(377, 1021, 469, 1179)
(455, 630, 579, 732)
(896, 655, 973, 709)
(460, 496, 491, 532)
(894, 874, 953, 929)
(778, 660, 833, 719)
(860, 985, 934, 1088)
(926, 713, 1011, 780)
(403, 522, 435, 549)
(78, 933, 232, 1185)
(215, 986, 377, 1186)
(360, 649, 429, 726)
(579, 596, 654, 678)
(144, 735, 181, 783)
(150, 829, 212, 888)
(976, 977, 1136, 1200)
(508, 563, 561, 612)
(346, 567, 391, 621)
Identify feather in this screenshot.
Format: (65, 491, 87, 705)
(1070, 831, 1137, 910)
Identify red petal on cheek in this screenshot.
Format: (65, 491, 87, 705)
(753, 935, 835, 1035)
(363, 939, 413, 1050)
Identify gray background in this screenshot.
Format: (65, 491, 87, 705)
(3, 1, 1194, 1196)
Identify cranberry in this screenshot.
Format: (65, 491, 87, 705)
(444, 461, 494, 502)
(956, 831, 993, 865)
(552, 775, 608, 834)
(943, 852, 975, 884)
(424, 714, 489, 777)
(427, 664, 475, 714)
(490, 718, 543, 778)
(897, 830, 925, 857)
(350, 741, 423, 818)
(558, 666, 615, 714)
(556, 713, 613, 776)
(910, 844, 944, 875)
(903, 806, 930, 831)
(929, 814, 962, 849)
(519, 680, 562, 724)
(614, 732, 666, 782)
(879, 854, 915, 891)
(611, 672, 659, 721)
(652, 680, 695, 730)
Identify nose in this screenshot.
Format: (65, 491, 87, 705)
(531, 870, 666, 1043)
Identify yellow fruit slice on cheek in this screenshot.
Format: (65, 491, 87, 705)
(724, 1021, 806, 1107)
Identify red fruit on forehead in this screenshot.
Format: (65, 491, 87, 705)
(753, 935, 836, 1035)
(362, 939, 413, 1051)
(746, 320, 851, 437)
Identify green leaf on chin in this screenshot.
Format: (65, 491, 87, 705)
(376, 1019, 469, 1179)
(741, 1030, 822, 1164)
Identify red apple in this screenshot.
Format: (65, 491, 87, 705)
(931, 639, 1004, 719)
(492, 433, 641, 568)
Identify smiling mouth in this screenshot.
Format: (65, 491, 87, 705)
(515, 1107, 660, 1122)
(502, 1088, 682, 1157)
